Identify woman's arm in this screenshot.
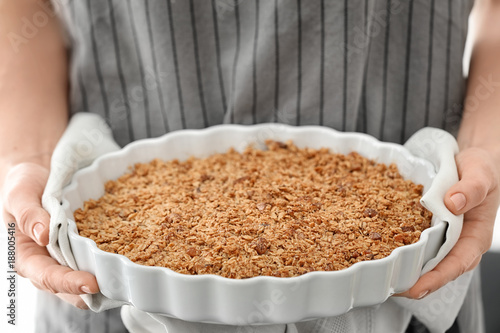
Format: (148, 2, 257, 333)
(0, 0, 68, 177)
(457, 0, 500, 167)
(0, 0, 98, 308)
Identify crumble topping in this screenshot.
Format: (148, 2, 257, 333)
(75, 140, 432, 279)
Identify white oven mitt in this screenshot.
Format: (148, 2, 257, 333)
(42, 113, 471, 333)
(42, 113, 123, 311)
(391, 127, 471, 333)
(403, 127, 463, 275)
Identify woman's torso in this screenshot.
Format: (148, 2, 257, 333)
(54, 0, 474, 147)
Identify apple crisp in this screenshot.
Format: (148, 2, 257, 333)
(75, 140, 432, 279)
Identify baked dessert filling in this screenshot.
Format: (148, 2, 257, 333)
(75, 140, 432, 279)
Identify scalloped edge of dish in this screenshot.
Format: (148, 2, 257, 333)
(63, 124, 447, 325)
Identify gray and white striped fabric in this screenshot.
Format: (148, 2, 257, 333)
(40, 0, 476, 332)
(53, 0, 473, 147)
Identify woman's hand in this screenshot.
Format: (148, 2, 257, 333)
(398, 147, 499, 299)
(2, 162, 99, 309)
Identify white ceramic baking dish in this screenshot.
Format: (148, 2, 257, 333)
(62, 124, 451, 325)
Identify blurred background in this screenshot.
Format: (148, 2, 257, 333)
(481, 235, 500, 333)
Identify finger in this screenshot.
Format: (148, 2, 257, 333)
(396, 250, 477, 299)
(3, 206, 50, 246)
(395, 253, 482, 299)
(16, 233, 99, 295)
(444, 149, 496, 215)
(2, 164, 50, 245)
(398, 212, 493, 299)
(34, 283, 90, 309)
(57, 294, 90, 310)
(31, 280, 91, 310)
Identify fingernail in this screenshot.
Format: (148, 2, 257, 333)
(450, 193, 466, 211)
(80, 286, 92, 294)
(33, 223, 45, 242)
(418, 290, 429, 299)
(78, 303, 90, 310)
